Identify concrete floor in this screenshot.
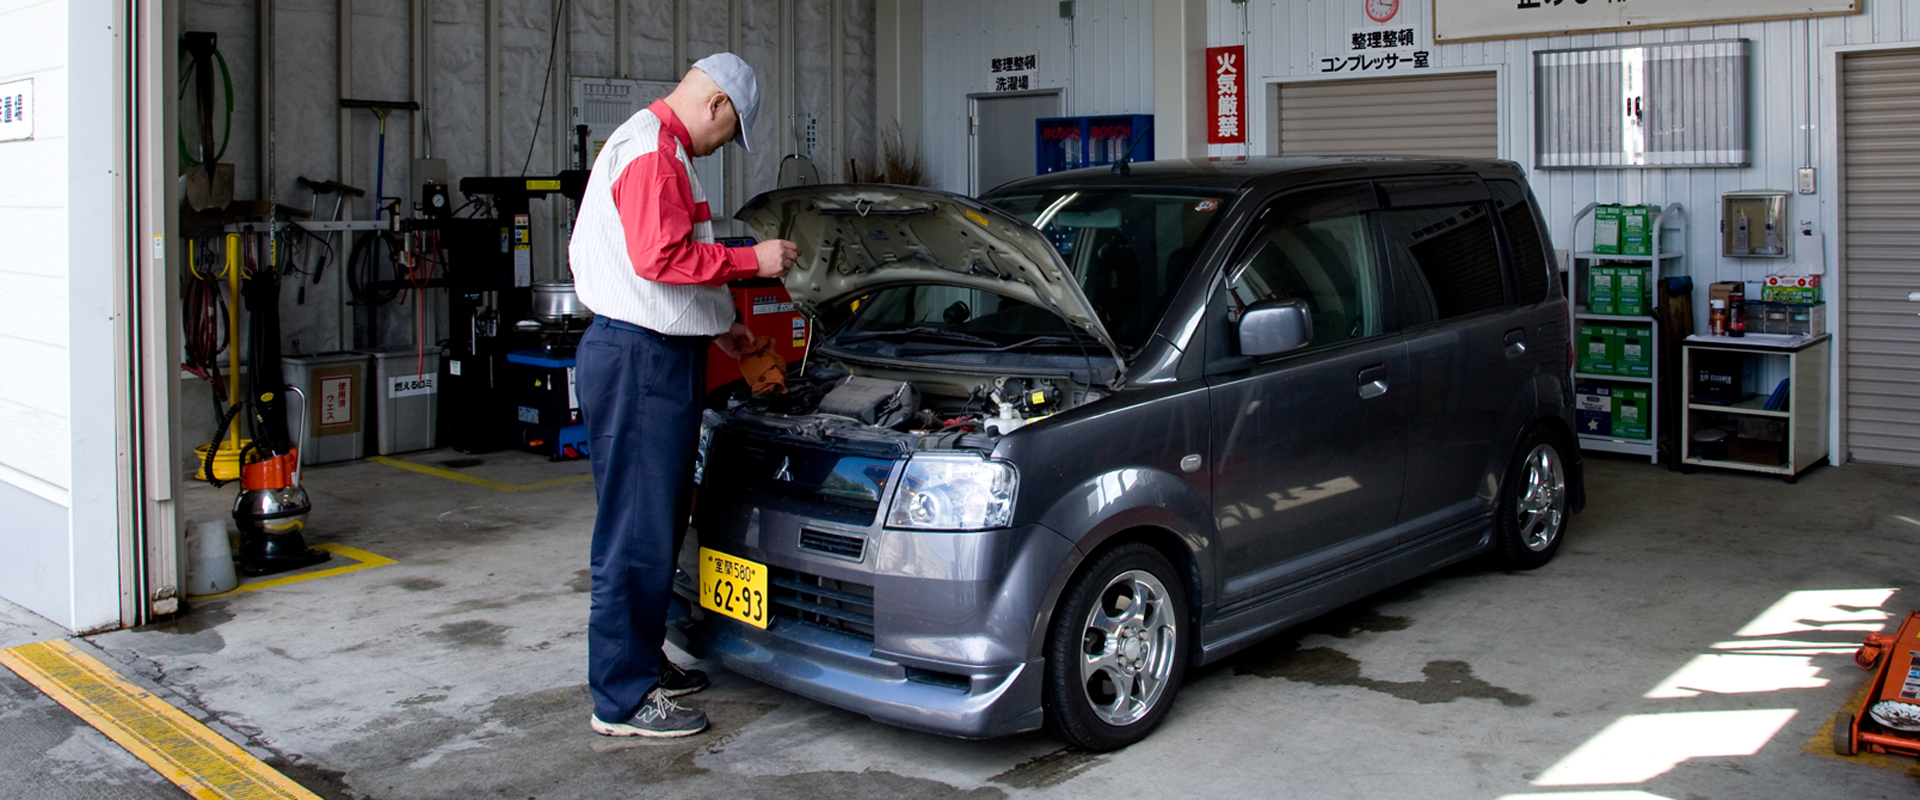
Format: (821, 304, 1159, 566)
(7, 449, 1920, 799)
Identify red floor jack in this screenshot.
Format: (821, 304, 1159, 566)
(1834, 610, 1920, 756)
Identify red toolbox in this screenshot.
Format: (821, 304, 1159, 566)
(706, 277, 808, 393)
(1834, 610, 1920, 756)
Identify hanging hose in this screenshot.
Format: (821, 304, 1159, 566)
(347, 229, 401, 307)
(202, 401, 245, 488)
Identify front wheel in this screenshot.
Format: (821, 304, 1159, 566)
(1043, 543, 1189, 751)
(1491, 429, 1570, 570)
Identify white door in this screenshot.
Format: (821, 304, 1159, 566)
(1841, 50, 1920, 466)
(970, 91, 1062, 195)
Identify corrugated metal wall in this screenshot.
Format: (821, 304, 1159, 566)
(920, 0, 1154, 193)
(1841, 49, 1920, 466)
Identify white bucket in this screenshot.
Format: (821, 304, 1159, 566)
(185, 520, 239, 596)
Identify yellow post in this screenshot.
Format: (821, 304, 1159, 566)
(225, 233, 242, 449)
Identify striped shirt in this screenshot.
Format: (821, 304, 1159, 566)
(569, 100, 758, 336)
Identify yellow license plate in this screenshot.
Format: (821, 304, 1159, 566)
(698, 547, 770, 629)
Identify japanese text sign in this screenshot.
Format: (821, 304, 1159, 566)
(0, 79, 32, 143)
(1436, 0, 1859, 43)
(989, 54, 1037, 93)
(1207, 46, 1245, 145)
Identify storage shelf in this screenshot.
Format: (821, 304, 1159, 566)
(1569, 201, 1685, 466)
(1681, 455, 1792, 475)
(1580, 435, 1656, 456)
(1575, 372, 1653, 383)
(1688, 396, 1788, 417)
(1574, 250, 1685, 262)
(1574, 310, 1656, 323)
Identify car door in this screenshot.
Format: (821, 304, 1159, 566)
(1206, 183, 1411, 606)
(1374, 176, 1538, 538)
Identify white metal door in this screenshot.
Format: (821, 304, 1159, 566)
(1841, 50, 1920, 466)
(1276, 72, 1497, 158)
(970, 91, 1061, 195)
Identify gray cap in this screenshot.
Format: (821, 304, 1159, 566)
(692, 52, 760, 153)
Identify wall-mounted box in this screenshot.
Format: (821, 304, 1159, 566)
(1722, 190, 1788, 258)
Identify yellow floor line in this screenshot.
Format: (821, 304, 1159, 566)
(0, 639, 320, 800)
(188, 543, 395, 600)
(1802, 671, 1920, 776)
(369, 454, 593, 492)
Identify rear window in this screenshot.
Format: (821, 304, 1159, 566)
(1379, 203, 1506, 322)
(1488, 179, 1551, 305)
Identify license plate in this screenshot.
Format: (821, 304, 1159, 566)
(698, 547, 770, 629)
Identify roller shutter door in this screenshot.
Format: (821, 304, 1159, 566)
(1277, 72, 1497, 158)
(1842, 50, 1920, 466)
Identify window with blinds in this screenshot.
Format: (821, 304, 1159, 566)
(1535, 40, 1750, 169)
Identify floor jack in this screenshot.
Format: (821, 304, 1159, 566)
(1833, 610, 1920, 757)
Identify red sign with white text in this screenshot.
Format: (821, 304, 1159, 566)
(1206, 45, 1246, 145)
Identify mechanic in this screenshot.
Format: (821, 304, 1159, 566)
(567, 52, 799, 739)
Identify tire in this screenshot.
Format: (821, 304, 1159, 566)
(1043, 543, 1189, 751)
(1491, 429, 1571, 570)
(1833, 712, 1857, 756)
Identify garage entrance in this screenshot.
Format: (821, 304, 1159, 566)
(1274, 72, 1497, 158)
(1841, 49, 1920, 466)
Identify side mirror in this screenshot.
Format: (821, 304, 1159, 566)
(1238, 298, 1314, 357)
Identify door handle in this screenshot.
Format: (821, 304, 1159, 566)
(1910, 291, 1920, 316)
(1503, 328, 1528, 357)
(1357, 364, 1388, 399)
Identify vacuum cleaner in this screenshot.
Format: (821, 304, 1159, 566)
(230, 266, 330, 577)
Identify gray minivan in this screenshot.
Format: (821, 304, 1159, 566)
(677, 157, 1584, 750)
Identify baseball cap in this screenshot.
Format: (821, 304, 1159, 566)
(692, 52, 760, 153)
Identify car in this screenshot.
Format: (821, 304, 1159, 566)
(674, 156, 1585, 751)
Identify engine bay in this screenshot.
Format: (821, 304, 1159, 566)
(708, 360, 1107, 452)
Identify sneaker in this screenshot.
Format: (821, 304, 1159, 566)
(657, 659, 709, 698)
(589, 688, 708, 738)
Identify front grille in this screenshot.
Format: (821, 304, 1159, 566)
(798, 529, 866, 560)
(771, 568, 875, 641)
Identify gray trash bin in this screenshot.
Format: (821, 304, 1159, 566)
(362, 346, 441, 455)
(282, 352, 371, 465)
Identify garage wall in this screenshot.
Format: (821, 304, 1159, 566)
(173, 0, 878, 469)
(920, 0, 1156, 193)
(0, 1, 134, 634)
(1209, 0, 1920, 463)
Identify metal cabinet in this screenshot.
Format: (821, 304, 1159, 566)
(1679, 334, 1830, 482)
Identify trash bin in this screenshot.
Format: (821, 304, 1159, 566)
(282, 352, 371, 465)
(362, 346, 441, 455)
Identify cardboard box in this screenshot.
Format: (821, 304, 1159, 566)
(1576, 383, 1613, 436)
(1620, 205, 1655, 256)
(1615, 265, 1650, 317)
(1726, 436, 1784, 466)
(1578, 324, 1613, 374)
(1588, 265, 1617, 315)
(1737, 416, 1787, 442)
(1616, 326, 1652, 377)
(1613, 387, 1651, 439)
(1593, 205, 1623, 254)
(1763, 274, 1822, 304)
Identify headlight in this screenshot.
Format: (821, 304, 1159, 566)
(885, 454, 1018, 530)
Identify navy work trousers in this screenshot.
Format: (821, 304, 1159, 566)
(575, 315, 708, 724)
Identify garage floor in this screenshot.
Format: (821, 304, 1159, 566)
(5, 451, 1920, 799)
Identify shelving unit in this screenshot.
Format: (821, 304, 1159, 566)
(1679, 334, 1830, 482)
(1568, 202, 1688, 463)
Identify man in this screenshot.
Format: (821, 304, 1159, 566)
(567, 53, 799, 739)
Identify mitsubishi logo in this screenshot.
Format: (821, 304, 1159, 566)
(773, 456, 792, 482)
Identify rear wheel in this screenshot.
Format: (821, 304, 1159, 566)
(1492, 429, 1569, 570)
(1043, 543, 1188, 751)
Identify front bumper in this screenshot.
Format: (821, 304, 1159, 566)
(673, 497, 1076, 738)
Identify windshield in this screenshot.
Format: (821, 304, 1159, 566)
(987, 190, 1229, 348)
(816, 189, 1229, 360)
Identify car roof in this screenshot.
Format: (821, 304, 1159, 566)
(985, 155, 1528, 196)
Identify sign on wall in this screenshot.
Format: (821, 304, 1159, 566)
(0, 79, 32, 142)
(1207, 46, 1246, 145)
(1323, 25, 1433, 74)
(988, 54, 1037, 92)
(1435, 0, 1861, 43)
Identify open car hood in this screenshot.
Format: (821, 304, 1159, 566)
(735, 184, 1126, 378)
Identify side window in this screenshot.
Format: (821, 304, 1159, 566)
(1378, 201, 1505, 321)
(1225, 191, 1382, 350)
(1488, 179, 1551, 305)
